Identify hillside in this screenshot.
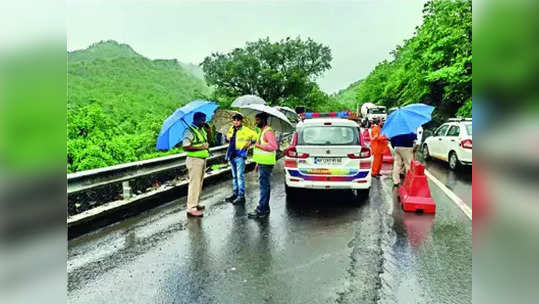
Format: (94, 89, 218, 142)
(68, 40, 141, 63)
(331, 80, 362, 110)
(67, 41, 211, 172)
(180, 62, 205, 80)
(354, 0, 472, 122)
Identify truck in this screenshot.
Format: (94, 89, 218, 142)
(359, 103, 387, 126)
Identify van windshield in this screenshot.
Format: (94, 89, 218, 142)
(299, 126, 359, 145)
(368, 108, 386, 114)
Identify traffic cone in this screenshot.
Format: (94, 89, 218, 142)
(382, 143, 393, 163)
(398, 160, 436, 213)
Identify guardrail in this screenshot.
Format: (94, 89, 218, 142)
(68, 145, 228, 194)
(67, 145, 229, 216)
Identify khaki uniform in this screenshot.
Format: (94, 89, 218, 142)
(393, 147, 413, 184)
(185, 157, 206, 210)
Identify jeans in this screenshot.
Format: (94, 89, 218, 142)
(256, 164, 273, 213)
(230, 156, 246, 196)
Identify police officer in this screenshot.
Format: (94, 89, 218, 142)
(183, 112, 210, 217)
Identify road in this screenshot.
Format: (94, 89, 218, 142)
(68, 160, 472, 304)
(421, 157, 472, 207)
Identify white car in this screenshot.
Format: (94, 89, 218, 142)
(422, 118, 472, 170)
(283, 118, 372, 200)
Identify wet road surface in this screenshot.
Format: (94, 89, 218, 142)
(420, 156, 472, 207)
(68, 161, 471, 304)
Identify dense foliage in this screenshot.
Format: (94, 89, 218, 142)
(350, 0, 472, 122)
(67, 41, 211, 173)
(201, 37, 333, 107)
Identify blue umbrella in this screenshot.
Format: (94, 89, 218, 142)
(156, 100, 218, 150)
(381, 103, 434, 138)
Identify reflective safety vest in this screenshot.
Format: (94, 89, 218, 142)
(226, 125, 258, 158)
(186, 126, 210, 159)
(253, 126, 276, 165)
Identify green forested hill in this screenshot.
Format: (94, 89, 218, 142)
(333, 0, 472, 121)
(68, 40, 141, 63)
(330, 80, 362, 110)
(67, 41, 211, 172)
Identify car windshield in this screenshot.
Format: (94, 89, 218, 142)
(368, 108, 386, 114)
(465, 124, 472, 135)
(299, 126, 359, 145)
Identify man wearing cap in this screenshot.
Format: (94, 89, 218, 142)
(225, 113, 257, 205)
(248, 112, 278, 219)
(183, 112, 211, 217)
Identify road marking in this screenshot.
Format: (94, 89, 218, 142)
(424, 169, 472, 220)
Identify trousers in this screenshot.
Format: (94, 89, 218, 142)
(186, 157, 206, 210)
(393, 147, 413, 184)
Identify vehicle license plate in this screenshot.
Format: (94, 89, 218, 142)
(316, 157, 342, 166)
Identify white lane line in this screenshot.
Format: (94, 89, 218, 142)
(424, 169, 472, 220)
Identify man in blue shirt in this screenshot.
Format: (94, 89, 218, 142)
(390, 132, 417, 187)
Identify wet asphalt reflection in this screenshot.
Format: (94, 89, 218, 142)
(68, 161, 471, 304)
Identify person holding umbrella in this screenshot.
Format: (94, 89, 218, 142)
(248, 112, 278, 219)
(224, 113, 257, 205)
(234, 103, 293, 218)
(182, 112, 212, 217)
(156, 100, 219, 218)
(381, 103, 434, 188)
(389, 132, 417, 187)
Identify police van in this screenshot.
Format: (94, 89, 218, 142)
(283, 112, 372, 201)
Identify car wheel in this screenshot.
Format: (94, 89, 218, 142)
(422, 144, 430, 160)
(352, 189, 369, 205)
(285, 183, 297, 201)
(449, 151, 460, 170)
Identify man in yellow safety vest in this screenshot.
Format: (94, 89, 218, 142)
(248, 112, 277, 219)
(183, 112, 210, 217)
(225, 113, 257, 204)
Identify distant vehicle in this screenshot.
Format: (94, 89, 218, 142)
(360, 103, 387, 125)
(422, 118, 472, 170)
(275, 106, 300, 125)
(283, 117, 372, 201)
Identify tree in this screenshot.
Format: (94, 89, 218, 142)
(201, 37, 332, 106)
(354, 0, 472, 123)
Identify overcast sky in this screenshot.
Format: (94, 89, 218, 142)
(67, 0, 427, 93)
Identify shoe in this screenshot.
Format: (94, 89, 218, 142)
(247, 209, 270, 218)
(393, 183, 399, 188)
(225, 194, 237, 202)
(186, 209, 203, 217)
(196, 204, 205, 210)
(232, 196, 246, 205)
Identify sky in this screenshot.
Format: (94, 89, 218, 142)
(67, 0, 427, 93)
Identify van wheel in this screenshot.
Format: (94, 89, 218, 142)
(285, 183, 298, 201)
(422, 144, 430, 160)
(352, 189, 369, 205)
(449, 151, 460, 170)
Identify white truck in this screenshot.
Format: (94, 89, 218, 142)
(359, 103, 387, 126)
